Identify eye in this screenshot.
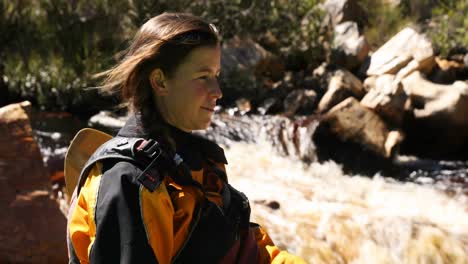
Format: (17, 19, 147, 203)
(195, 75, 210, 82)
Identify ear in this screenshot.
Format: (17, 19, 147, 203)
(149, 68, 168, 96)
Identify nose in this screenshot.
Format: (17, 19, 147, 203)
(209, 79, 222, 99)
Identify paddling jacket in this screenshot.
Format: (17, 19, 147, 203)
(67, 116, 306, 264)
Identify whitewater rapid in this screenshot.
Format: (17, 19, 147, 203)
(225, 141, 468, 264)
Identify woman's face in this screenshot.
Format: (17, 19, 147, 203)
(155, 44, 222, 132)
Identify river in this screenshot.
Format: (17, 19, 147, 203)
(31, 110, 468, 263)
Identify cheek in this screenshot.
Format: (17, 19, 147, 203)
(192, 82, 208, 97)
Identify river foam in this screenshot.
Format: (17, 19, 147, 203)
(225, 141, 468, 264)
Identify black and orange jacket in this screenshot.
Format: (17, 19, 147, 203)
(67, 115, 306, 264)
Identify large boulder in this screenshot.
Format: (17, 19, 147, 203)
(401, 71, 468, 157)
(365, 27, 435, 77)
(0, 101, 67, 263)
(220, 36, 284, 103)
(331, 21, 369, 70)
(361, 74, 408, 126)
(221, 36, 272, 73)
(318, 97, 402, 158)
(317, 69, 365, 113)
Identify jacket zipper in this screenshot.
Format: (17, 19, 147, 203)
(171, 202, 203, 264)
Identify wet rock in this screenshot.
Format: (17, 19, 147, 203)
(313, 98, 403, 175)
(200, 114, 319, 163)
(88, 110, 128, 133)
(235, 98, 252, 115)
(283, 89, 317, 116)
(332, 21, 369, 70)
(318, 97, 402, 158)
(317, 69, 365, 113)
(401, 71, 468, 157)
(254, 200, 281, 210)
(0, 101, 67, 263)
(365, 27, 434, 76)
(257, 98, 280, 115)
(361, 74, 408, 126)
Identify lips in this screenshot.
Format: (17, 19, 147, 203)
(201, 106, 215, 112)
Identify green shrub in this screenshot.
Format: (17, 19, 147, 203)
(358, 0, 414, 49)
(427, 1, 468, 57)
(1, 0, 325, 112)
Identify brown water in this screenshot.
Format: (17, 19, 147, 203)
(226, 141, 468, 264)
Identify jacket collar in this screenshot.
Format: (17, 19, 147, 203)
(117, 114, 227, 169)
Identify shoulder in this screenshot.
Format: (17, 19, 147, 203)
(102, 160, 143, 185)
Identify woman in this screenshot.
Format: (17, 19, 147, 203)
(67, 12, 306, 264)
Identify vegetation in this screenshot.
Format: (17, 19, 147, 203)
(0, 0, 324, 113)
(1, 0, 466, 113)
(359, 0, 468, 56)
(358, 0, 415, 50)
(427, 1, 468, 57)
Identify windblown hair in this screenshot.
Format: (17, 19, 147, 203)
(99, 12, 221, 150)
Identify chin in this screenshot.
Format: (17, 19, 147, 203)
(194, 120, 212, 131)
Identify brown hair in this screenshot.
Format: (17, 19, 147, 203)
(99, 12, 221, 150)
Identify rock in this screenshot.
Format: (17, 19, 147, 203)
(318, 97, 402, 158)
(402, 71, 468, 125)
(401, 71, 468, 157)
(312, 62, 336, 90)
(199, 114, 319, 163)
(317, 69, 365, 113)
(221, 36, 272, 73)
(254, 56, 286, 82)
(88, 110, 127, 132)
(332, 21, 369, 70)
(0, 101, 44, 190)
(220, 36, 282, 103)
(361, 74, 408, 125)
(257, 98, 280, 115)
(395, 57, 436, 83)
(429, 57, 467, 84)
(283, 89, 318, 116)
(366, 27, 434, 76)
(0, 101, 67, 263)
(235, 98, 252, 115)
(321, 0, 368, 27)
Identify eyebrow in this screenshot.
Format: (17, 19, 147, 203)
(195, 66, 220, 74)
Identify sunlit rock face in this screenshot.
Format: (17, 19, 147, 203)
(0, 102, 68, 263)
(225, 141, 468, 264)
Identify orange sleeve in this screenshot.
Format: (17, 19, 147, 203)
(68, 163, 102, 263)
(254, 226, 307, 264)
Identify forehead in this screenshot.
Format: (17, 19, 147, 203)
(177, 45, 221, 73)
